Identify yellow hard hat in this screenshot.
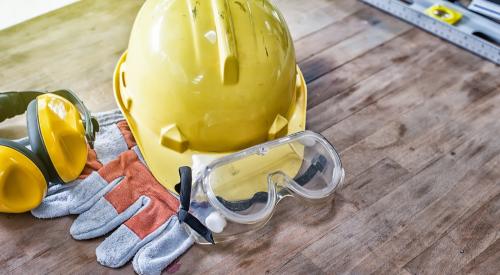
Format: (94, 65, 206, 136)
(113, 0, 307, 192)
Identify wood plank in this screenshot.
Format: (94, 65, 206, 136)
(404, 194, 500, 274)
(274, 158, 410, 274)
(309, 33, 496, 137)
(295, 6, 397, 62)
(304, 24, 426, 111)
(307, 38, 448, 133)
(319, 43, 494, 152)
(0, 214, 134, 274)
(340, 59, 500, 178)
(272, 252, 325, 275)
(338, 158, 410, 210)
(299, 11, 412, 83)
(350, 153, 500, 274)
(459, 239, 500, 275)
(300, 117, 500, 273)
(337, 90, 500, 274)
(274, 0, 364, 40)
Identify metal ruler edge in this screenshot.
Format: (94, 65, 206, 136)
(361, 0, 500, 64)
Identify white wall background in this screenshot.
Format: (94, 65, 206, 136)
(0, 0, 79, 30)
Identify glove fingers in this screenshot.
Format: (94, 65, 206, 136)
(133, 217, 194, 275)
(96, 216, 190, 270)
(96, 214, 176, 269)
(46, 179, 81, 195)
(94, 122, 131, 165)
(70, 196, 149, 240)
(31, 187, 76, 218)
(69, 172, 122, 214)
(33, 172, 120, 219)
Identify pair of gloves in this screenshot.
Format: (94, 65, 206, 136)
(32, 110, 194, 275)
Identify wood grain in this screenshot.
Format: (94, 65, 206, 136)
(0, 0, 499, 274)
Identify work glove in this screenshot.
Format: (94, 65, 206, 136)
(71, 146, 193, 274)
(33, 136, 195, 274)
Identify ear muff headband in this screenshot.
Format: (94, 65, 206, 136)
(0, 91, 41, 123)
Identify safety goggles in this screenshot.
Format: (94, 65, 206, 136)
(176, 131, 344, 244)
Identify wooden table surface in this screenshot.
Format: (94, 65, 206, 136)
(0, 0, 499, 274)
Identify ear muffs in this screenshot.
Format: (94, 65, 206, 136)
(0, 90, 96, 213)
(0, 139, 49, 213)
(27, 94, 88, 184)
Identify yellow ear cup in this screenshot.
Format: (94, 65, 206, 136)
(37, 94, 88, 183)
(0, 146, 47, 213)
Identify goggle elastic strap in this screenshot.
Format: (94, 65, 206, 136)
(294, 154, 327, 186)
(177, 166, 215, 244)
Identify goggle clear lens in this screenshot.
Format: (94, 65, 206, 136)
(202, 131, 344, 224)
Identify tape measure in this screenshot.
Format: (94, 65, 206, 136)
(361, 0, 500, 64)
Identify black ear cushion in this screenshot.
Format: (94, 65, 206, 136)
(26, 100, 65, 184)
(0, 139, 50, 182)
